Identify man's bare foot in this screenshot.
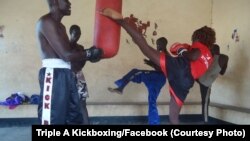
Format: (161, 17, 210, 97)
(100, 8, 123, 20)
(108, 87, 123, 95)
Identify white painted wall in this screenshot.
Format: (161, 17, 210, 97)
(212, 0, 250, 109)
(8, 0, 250, 121)
(0, 0, 211, 105)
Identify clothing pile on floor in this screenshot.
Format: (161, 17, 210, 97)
(0, 92, 39, 109)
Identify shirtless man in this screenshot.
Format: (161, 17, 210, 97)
(36, 0, 102, 124)
(70, 24, 90, 125)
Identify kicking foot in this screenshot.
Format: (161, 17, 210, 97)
(99, 8, 123, 20)
(108, 87, 123, 95)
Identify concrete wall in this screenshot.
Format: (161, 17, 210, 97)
(0, 0, 211, 105)
(211, 0, 250, 109)
(209, 0, 250, 123)
(5, 0, 250, 123)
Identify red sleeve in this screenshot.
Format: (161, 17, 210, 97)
(160, 52, 167, 76)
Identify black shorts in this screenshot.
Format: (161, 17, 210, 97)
(38, 68, 84, 125)
(165, 55, 194, 105)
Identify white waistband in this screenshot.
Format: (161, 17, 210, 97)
(42, 59, 71, 69)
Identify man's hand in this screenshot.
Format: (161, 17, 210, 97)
(84, 46, 103, 63)
(144, 58, 152, 66)
(143, 58, 161, 70)
(99, 8, 123, 20)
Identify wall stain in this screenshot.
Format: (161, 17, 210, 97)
(0, 25, 5, 38)
(232, 29, 240, 42)
(124, 14, 158, 45)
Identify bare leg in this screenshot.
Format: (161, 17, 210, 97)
(80, 99, 90, 125)
(203, 87, 211, 123)
(169, 96, 181, 124)
(199, 83, 210, 123)
(100, 8, 161, 67)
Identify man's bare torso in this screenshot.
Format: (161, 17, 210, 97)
(36, 14, 69, 60)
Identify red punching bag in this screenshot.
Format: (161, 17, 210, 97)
(93, 0, 122, 58)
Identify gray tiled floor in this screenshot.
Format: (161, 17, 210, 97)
(0, 127, 31, 141)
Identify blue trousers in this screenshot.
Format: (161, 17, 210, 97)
(115, 69, 166, 125)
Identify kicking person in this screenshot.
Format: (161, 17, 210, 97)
(197, 44, 229, 123)
(108, 37, 168, 125)
(70, 24, 90, 124)
(36, 0, 102, 125)
(100, 8, 215, 124)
